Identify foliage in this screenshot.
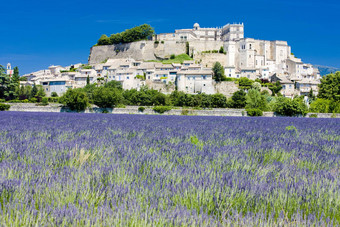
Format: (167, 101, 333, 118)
(274, 96, 308, 117)
(93, 87, 122, 108)
(238, 77, 254, 90)
(12, 66, 20, 84)
(82, 65, 93, 69)
(229, 90, 247, 108)
(0, 65, 18, 100)
(59, 88, 89, 112)
(268, 81, 282, 96)
(186, 42, 190, 56)
(212, 62, 227, 82)
(40, 97, 49, 106)
(97, 34, 111, 45)
(51, 92, 58, 97)
(309, 114, 318, 118)
(318, 71, 340, 101)
(153, 106, 172, 114)
(0, 103, 10, 111)
(35, 85, 46, 102)
(148, 54, 193, 64)
(219, 46, 226, 54)
(246, 108, 263, 116)
(138, 106, 145, 112)
(246, 88, 268, 111)
(211, 93, 227, 108)
(97, 24, 154, 45)
(86, 75, 90, 85)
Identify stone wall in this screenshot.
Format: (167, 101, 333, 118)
(89, 41, 186, 64)
(194, 53, 227, 68)
(88, 40, 225, 64)
(213, 81, 239, 98)
(6, 103, 340, 118)
(145, 81, 175, 94)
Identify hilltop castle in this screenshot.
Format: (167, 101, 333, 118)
(23, 22, 320, 99)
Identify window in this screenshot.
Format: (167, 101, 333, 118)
(229, 74, 231, 77)
(247, 75, 250, 78)
(127, 76, 129, 79)
(249, 44, 252, 49)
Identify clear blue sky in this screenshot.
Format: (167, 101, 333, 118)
(1, 0, 339, 75)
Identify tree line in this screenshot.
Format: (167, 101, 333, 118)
(97, 24, 154, 46)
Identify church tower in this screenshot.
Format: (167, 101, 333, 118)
(6, 63, 13, 76)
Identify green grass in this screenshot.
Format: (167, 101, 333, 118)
(147, 54, 193, 64)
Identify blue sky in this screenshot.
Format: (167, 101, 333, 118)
(1, 0, 339, 75)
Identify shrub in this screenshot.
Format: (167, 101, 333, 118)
(154, 40, 159, 44)
(274, 97, 307, 117)
(93, 87, 122, 108)
(29, 98, 37, 103)
(309, 114, 318, 118)
(246, 108, 263, 117)
(161, 41, 164, 44)
(138, 106, 145, 112)
(59, 88, 89, 112)
(170, 54, 175, 59)
(48, 97, 60, 103)
(0, 103, 10, 111)
(0, 99, 5, 103)
(153, 106, 172, 114)
(41, 97, 49, 106)
(181, 109, 189, 115)
(116, 104, 126, 108)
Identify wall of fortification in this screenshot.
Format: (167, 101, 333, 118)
(145, 81, 176, 94)
(88, 40, 226, 64)
(189, 40, 224, 54)
(89, 41, 186, 64)
(194, 53, 227, 67)
(213, 81, 239, 98)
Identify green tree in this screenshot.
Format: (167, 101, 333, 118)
(211, 93, 227, 108)
(0, 65, 18, 100)
(35, 85, 46, 102)
(31, 83, 38, 98)
(318, 72, 340, 101)
(268, 81, 282, 96)
(60, 88, 89, 112)
(219, 46, 225, 54)
(230, 90, 247, 108)
(238, 77, 253, 90)
(51, 92, 58, 97)
(97, 34, 111, 45)
(246, 88, 268, 110)
(212, 62, 226, 82)
(93, 87, 122, 108)
(86, 75, 90, 85)
(12, 66, 20, 84)
(274, 96, 308, 117)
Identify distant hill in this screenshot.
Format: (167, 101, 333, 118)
(315, 65, 340, 76)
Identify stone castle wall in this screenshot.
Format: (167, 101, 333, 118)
(89, 41, 186, 64)
(195, 53, 227, 68)
(213, 81, 239, 98)
(89, 40, 225, 64)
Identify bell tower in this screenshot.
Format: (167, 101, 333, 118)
(6, 63, 13, 76)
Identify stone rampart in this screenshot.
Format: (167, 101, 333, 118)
(89, 41, 186, 64)
(88, 40, 225, 64)
(194, 53, 227, 67)
(213, 81, 239, 98)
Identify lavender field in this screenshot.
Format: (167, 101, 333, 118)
(0, 112, 339, 226)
